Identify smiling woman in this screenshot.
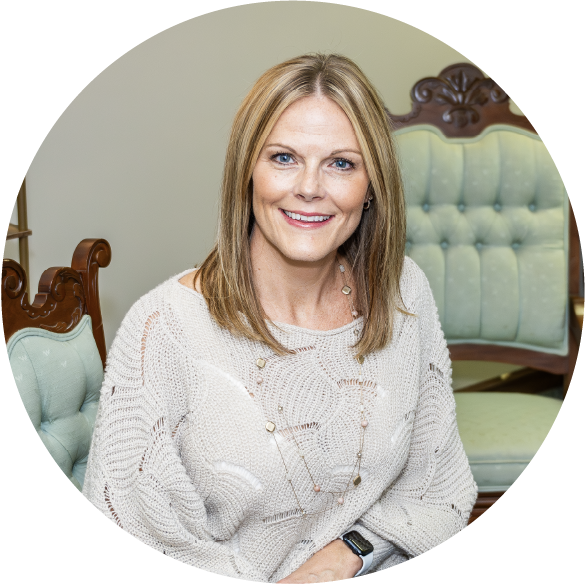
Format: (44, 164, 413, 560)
(83, 54, 477, 582)
(196, 54, 407, 353)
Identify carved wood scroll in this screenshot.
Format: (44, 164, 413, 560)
(2, 238, 111, 368)
(386, 63, 535, 137)
(2, 261, 86, 339)
(72, 239, 112, 367)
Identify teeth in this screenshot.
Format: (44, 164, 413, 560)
(284, 210, 331, 222)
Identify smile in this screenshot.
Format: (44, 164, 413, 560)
(282, 210, 332, 223)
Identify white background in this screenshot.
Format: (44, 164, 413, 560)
(1, 1, 583, 583)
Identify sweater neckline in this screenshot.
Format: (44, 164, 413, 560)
(172, 269, 364, 337)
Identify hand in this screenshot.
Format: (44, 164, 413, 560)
(277, 539, 363, 583)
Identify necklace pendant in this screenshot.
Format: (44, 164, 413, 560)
(356, 354, 365, 364)
(265, 421, 276, 433)
(342, 285, 352, 295)
(353, 475, 362, 487)
(256, 358, 266, 369)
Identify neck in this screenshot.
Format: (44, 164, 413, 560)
(249, 227, 352, 330)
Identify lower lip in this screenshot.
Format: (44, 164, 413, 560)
(280, 209, 334, 228)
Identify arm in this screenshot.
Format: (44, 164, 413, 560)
(278, 268, 477, 579)
(350, 271, 478, 572)
(82, 299, 266, 581)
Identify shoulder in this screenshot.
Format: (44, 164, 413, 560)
(399, 256, 434, 313)
(109, 269, 206, 355)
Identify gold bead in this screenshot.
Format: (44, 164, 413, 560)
(342, 285, 351, 295)
(256, 358, 266, 369)
(265, 421, 276, 433)
(353, 475, 362, 487)
(356, 355, 365, 364)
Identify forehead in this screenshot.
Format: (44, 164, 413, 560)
(267, 95, 359, 147)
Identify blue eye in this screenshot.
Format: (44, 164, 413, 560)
(275, 153, 293, 164)
(333, 159, 353, 170)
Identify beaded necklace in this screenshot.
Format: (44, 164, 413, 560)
(254, 259, 367, 519)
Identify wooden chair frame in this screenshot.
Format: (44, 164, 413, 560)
(386, 63, 583, 522)
(2, 238, 112, 368)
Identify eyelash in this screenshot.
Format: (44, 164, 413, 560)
(271, 152, 356, 171)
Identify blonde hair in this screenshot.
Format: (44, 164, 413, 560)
(198, 53, 407, 356)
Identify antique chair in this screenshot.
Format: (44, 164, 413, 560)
(2, 238, 111, 490)
(388, 64, 582, 522)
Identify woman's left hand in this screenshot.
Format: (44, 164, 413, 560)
(277, 539, 363, 583)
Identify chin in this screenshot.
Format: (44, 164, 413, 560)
(280, 245, 335, 264)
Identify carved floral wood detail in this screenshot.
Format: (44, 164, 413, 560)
(2, 262, 86, 338)
(386, 63, 535, 137)
(2, 238, 111, 368)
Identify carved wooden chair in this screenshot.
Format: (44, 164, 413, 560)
(2, 238, 111, 490)
(388, 64, 582, 522)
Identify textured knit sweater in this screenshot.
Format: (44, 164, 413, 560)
(83, 257, 478, 581)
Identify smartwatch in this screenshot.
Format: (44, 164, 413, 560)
(339, 530, 374, 577)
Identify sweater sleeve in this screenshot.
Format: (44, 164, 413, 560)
(345, 267, 478, 573)
(82, 296, 266, 582)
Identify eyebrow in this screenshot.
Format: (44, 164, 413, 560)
(264, 143, 363, 157)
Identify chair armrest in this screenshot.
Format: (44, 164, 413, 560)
(571, 297, 585, 331)
(570, 296, 583, 342)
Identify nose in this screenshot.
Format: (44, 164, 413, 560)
(296, 163, 322, 202)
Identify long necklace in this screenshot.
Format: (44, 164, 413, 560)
(254, 259, 368, 518)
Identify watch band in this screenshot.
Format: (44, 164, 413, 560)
(339, 531, 374, 577)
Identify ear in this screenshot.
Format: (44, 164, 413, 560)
(364, 182, 372, 204)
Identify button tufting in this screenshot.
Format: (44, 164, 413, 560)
(494, 203, 502, 212)
(512, 242, 520, 250)
(529, 204, 536, 212)
(458, 204, 465, 212)
(440, 241, 448, 249)
(476, 242, 483, 250)
(422, 203, 430, 212)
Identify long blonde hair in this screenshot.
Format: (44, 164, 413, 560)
(198, 53, 407, 356)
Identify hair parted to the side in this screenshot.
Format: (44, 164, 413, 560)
(198, 53, 407, 356)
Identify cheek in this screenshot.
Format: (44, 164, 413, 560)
(252, 166, 289, 207)
(334, 182, 368, 220)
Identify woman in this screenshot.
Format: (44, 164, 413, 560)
(83, 53, 477, 582)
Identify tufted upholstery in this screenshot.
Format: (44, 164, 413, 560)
(454, 392, 562, 491)
(395, 124, 568, 355)
(8, 315, 103, 490)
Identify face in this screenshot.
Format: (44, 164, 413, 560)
(251, 95, 370, 263)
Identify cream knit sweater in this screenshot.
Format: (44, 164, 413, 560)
(83, 257, 477, 581)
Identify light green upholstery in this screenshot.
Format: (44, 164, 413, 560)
(8, 315, 103, 490)
(396, 125, 568, 355)
(454, 393, 562, 492)
(396, 124, 568, 495)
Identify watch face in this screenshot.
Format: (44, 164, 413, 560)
(345, 530, 374, 555)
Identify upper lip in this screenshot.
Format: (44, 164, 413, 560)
(281, 209, 334, 216)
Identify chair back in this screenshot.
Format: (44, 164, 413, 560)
(2, 239, 111, 489)
(389, 64, 579, 376)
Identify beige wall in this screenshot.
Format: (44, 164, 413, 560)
(5, 2, 513, 357)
